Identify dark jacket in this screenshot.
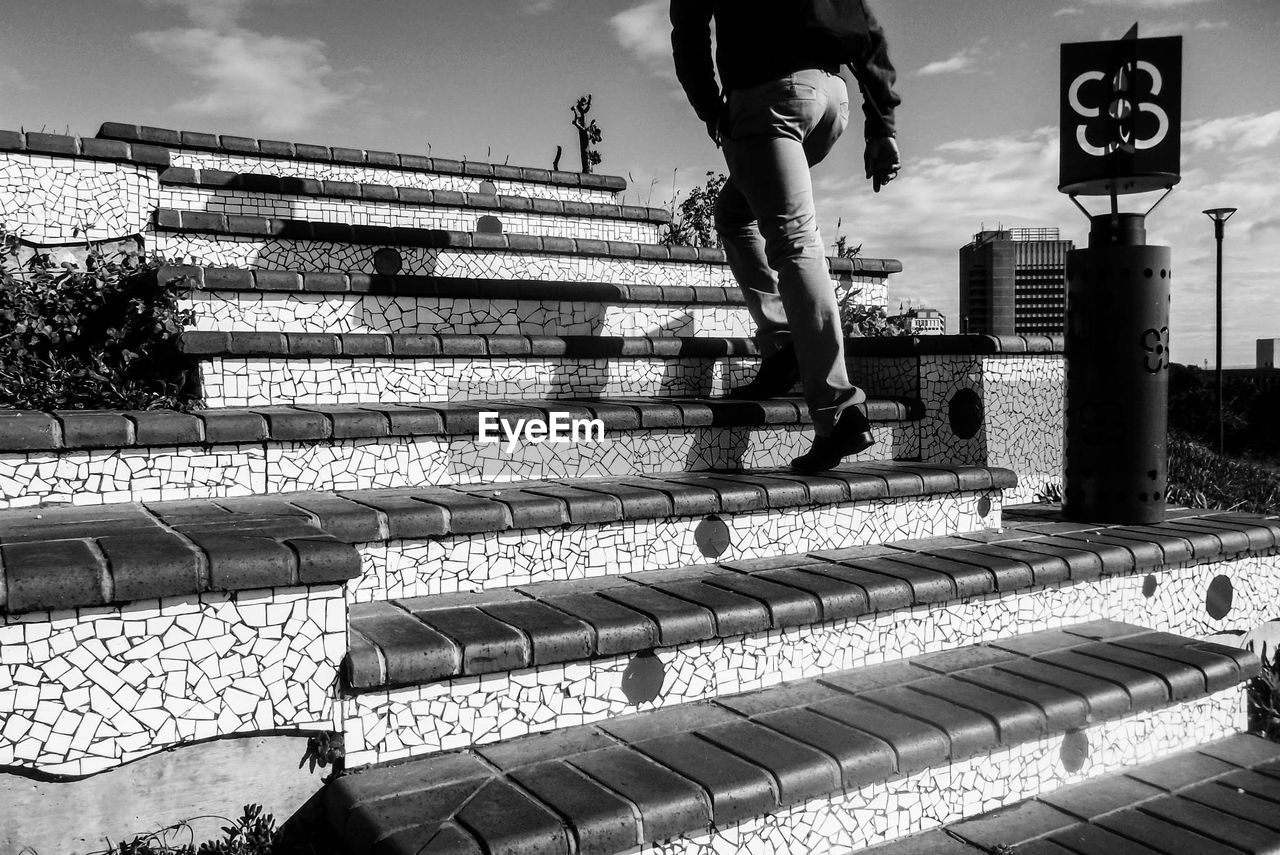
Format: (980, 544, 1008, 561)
(670, 0, 900, 139)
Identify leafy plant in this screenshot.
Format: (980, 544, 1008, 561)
(661, 171, 726, 249)
(842, 303, 910, 338)
(1247, 643, 1280, 743)
(1166, 431, 1280, 514)
(71, 804, 322, 855)
(571, 94, 603, 173)
(0, 229, 199, 411)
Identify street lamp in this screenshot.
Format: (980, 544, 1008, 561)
(1203, 207, 1237, 456)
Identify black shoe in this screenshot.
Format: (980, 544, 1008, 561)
(791, 398, 875, 472)
(729, 342, 800, 399)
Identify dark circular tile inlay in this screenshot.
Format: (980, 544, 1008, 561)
(695, 515, 732, 559)
(1206, 575, 1234, 620)
(1142, 575, 1158, 598)
(372, 247, 403, 275)
(1060, 729, 1089, 773)
(948, 388, 983, 440)
(621, 650, 666, 704)
(977, 497, 992, 518)
(476, 215, 504, 234)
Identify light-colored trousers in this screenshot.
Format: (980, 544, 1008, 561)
(715, 68, 854, 435)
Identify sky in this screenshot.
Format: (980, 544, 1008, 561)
(2, 0, 1277, 367)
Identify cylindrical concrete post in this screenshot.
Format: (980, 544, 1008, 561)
(1063, 213, 1172, 524)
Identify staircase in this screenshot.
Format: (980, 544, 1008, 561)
(0, 124, 1278, 855)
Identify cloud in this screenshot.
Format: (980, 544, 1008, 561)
(518, 0, 560, 14)
(0, 63, 34, 92)
(915, 44, 986, 77)
(610, 0, 677, 83)
(141, 0, 255, 30)
(1054, 7, 1084, 16)
(135, 0, 359, 133)
(1184, 111, 1280, 153)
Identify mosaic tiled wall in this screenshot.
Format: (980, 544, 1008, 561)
(0, 425, 913, 509)
(645, 691, 1243, 855)
(160, 187, 660, 243)
(183, 293, 756, 339)
(168, 151, 621, 204)
(197, 356, 759, 408)
(847, 356, 919, 400)
(920, 354, 1064, 504)
(0, 586, 345, 776)
(0, 154, 157, 245)
(153, 235, 867, 294)
(354, 491, 1000, 603)
(342, 552, 1278, 766)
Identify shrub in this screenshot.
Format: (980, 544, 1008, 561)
(1169, 363, 1280, 461)
(48, 804, 320, 855)
(842, 303, 910, 338)
(1166, 430, 1280, 514)
(1249, 645, 1280, 743)
(661, 171, 726, 249)
(0, 230, 199, 411)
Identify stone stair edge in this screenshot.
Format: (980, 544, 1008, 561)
(342, 511, 1280, 691)
(0, 463, 1019, 615)
(151, 209, 904, 274)
(162, 265, 910, 301)
(870, 733, 1280, 854)
(99, 122, 629, 191)
(0, 128, 170, 168)
(324, 623, 1263, 855)
(174, 330, 1063, 360)
(159, 166, 673, 224)
(0, 396, 924, 453)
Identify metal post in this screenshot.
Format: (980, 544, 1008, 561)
(1216, 220, 1223, 455)
(1203, 208, 1237, 456)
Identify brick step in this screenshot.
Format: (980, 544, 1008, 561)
(0, 397, 920, 508)
(337, 508, 1280, 767)
(99, 122, 628, 205)
(872, 734, 1280, 855)
(176, 279, 757, 341)
(158, 167, 670, 244)
(181, 333, 758, 407)
(342, 508, 1280, 692)
(0, 463, 1013, 615)
(179, 331, 962, 408)
(149, 218, 896, 305)
(325, 622, 1259, 855)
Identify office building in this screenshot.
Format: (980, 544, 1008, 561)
(958, 227, 1074, 336)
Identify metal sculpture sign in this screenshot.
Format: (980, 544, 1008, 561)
(1060, 33, 1182, 196)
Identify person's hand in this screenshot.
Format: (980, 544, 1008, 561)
(706, 118, 721, 148)
(865, 136, 900, 192)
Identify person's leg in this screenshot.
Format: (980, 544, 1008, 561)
(720, 71, 855, 435)
(714, 178, 791, 358)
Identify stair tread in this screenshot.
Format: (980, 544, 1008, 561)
(153, 211, 896, 273)
(160, 166, 674, 223)
(0, 396, 923, 452)
(340, 506, 1275, 690)
(100, 121, 632, 190)
(0, 463, 1014, 615)
(325, 624, 1260, 855)
(869, 734, 1280, 854)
